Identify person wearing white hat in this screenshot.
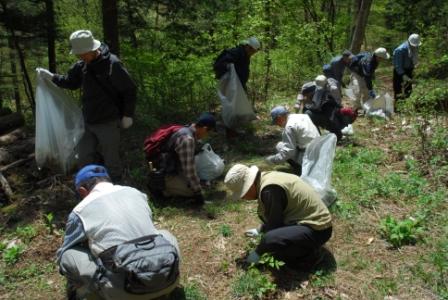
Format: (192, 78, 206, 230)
(224, 163, 332, 269)
(348, 47, 390, 109)
(393, 33, 422, 102)
(36, 30, 137, 180)
(266, 106, 320, 174)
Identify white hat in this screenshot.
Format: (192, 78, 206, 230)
(242, 37, 261, 51)
(374, 47, 390, 59)
(314, 75, 327, 88)
(70, 30, 101, 55)
(224, 164, 259, 200)
(408, 33, 422, 47)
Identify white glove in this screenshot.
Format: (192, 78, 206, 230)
(36, 68, 53, 81)
(121, 116, 133, 129)
(246, 250, 260, 264)
(244, 228, 259, 237)
(402, 74, 411, 82)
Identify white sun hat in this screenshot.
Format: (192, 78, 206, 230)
(408, 33, 422, 47)
(374, 47, 390, 59)
(224, 164, 259, 200)
(314, 75, 328, 88)
(242, 37, 261, 51)
(69, 30, 101, 55)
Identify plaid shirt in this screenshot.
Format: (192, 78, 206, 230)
(174, 130, 201, 193)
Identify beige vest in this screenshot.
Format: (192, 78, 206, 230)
(258, 171, 332, 230)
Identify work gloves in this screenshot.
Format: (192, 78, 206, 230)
(245, 228, 259, 237)
(368, 90, 376, 99)
(402, 74, 411, 82)
(265, 155, 276, 164)
(120, 116, 133, 129)
(36, 68, 54, 81)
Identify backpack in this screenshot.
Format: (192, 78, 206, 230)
(143, 124, 184, 161)
(99, 234, 180, 295)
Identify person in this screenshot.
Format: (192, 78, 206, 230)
(36, 30, 137, 180)
(224, 163, 332, 270)
(393, 33, 422, 102)
(213, 36, 261, 91)
(297, 79, 355, 141)
(148, 113, 216, 204)
(348, 47, 390, 109)
(266, 106, 320, 175)
(323, 49, 353, 91)
(57, 164, 180, 300)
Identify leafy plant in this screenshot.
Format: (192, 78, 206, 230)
(219, 224, 232, 237)
(232, 268, 277, 299)
(15, 225, 37, 242)
(380, 215, 424, 248)
(3, 244, 24, 264)
(43, 212, 54, 233)
(257, 253, 285, 270)
(183, 281, 207, 300)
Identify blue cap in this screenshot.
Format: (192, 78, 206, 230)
(75, 164, 109, 189)
(196, 112, 216, 129)
(270, 106, 288, 124)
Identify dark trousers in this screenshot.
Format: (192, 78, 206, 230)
(305, 109, 343, 141)
(393, 68, 413, 101)
(256, 225, 332, 266)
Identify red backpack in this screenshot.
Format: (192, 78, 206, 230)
(143, 124, 184, 161)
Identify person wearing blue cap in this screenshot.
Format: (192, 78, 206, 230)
(147, 113, 216, 204)
(266, 106, 320, 175)
(57, 164, 180, 299)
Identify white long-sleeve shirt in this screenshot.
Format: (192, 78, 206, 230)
(269, 114, 320, 163)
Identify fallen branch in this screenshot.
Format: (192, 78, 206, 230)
(0, 153, 35, 173)
(0, 171, 13, 199)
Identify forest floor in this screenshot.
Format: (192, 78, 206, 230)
(0, 85, 447, 300)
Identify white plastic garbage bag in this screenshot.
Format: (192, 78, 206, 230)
(218, 64, 256, 129)
(363, 93, 394, 119)
(341, 124, 354, 136)
(301, 134, 337, 207)
(35, 71, 84, 174)
(195, 143, 225, 181)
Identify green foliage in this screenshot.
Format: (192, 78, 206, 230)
(257, 253, 285, 270)
(43, 212, 54, 233)
(380, 215, 424, 248)
(183, 282, 207, 300)
(311, 269, 334, 287)
(232, 268, 277, 299)
(3, 244, 24, 265)
(15, 225, 37, 243)
(219, 224, 232, 237)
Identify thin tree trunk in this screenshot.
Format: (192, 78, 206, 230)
(45, 0, 56, 73)
(101, 0, 120, 56)
(8, 37, 21, 113)
(350, 0, 373, 53)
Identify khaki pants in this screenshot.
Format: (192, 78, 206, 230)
(163, 175, 195, 197)
(60, 230, 180, 300)
(350, 73, 369, 110)
(76, 120, 122, 179)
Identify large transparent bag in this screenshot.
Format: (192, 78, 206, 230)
(301, 134, 337, 207)
(362, 92, 394, 119)
(35, 72, 84, 174)
(195, 143, 225, 181)
(218, 64, 256, 129)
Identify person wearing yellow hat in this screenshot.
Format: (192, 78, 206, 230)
(224, 163, 332, 269)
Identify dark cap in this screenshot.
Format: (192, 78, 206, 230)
(196, 112, 216, 129)
(270, 106, 289, 124)
(75, 164, 109, 189)
(301, 81, 316, 95)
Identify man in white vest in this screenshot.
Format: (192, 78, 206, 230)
(57, 164, 180, 299)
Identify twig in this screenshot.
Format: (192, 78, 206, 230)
(0, 153, 34, 173)
(0, 171, 13, 199)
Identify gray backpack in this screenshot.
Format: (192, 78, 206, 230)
(99, 234, 179, 294)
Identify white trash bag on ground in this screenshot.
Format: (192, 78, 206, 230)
(195, 143, 225, 181)
(363, 93, 394, 119)
(35, 71, 84, 174)
(301, 134, 337, 207)
(218, 64, 256, 129)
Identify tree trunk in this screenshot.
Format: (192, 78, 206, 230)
(0, 112, 25, 135)
(45, 0, 56, 73)
(350, 0, 373, 53)
(101, 0, 120, 56)
(8, 37, 21, 113)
